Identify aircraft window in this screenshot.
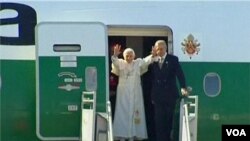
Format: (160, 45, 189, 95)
(203, 72, 221, 97)
(85, 67, 97, 91)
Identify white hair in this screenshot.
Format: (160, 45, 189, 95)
(155, 40, 167, 49)
(123, 48, 135, 57)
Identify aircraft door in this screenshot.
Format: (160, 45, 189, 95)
(36, 22, 108, 140)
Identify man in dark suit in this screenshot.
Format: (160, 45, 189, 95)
(150, 40, 188, 141)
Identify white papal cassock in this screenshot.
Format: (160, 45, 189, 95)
(111, 55, 152, 140)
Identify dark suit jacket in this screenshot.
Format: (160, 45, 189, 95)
(150, 54, 186, 106)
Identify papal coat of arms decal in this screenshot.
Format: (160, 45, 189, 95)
(181, 34, 200, 59)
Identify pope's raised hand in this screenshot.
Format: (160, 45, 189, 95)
(113, 44, 121, 56)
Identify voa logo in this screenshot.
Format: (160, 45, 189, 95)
(226, 129, 246, 136)
(0, 2, 37, 45)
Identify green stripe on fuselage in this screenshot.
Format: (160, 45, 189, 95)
(181, 62, 250, 141)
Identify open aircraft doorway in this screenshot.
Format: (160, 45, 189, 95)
(107, 25, 172, 141)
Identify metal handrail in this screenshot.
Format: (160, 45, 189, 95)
(107, 101, 114, 141)
(179, 95, 198, 141)
(183, 104, 191, 141)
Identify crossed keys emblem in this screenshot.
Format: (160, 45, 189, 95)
(181, 34, 200, 59)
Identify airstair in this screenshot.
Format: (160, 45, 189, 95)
(179, 95, 198, 141)
(81, 91, 113, 141)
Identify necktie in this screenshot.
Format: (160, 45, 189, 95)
(159, 57, 163, 68)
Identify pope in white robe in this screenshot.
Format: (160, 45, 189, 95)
(111, 45, 153, 141)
